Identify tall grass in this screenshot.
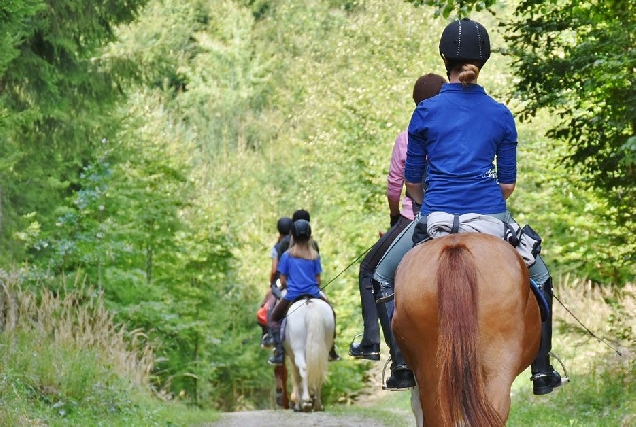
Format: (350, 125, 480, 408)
(507, 275, 636, 426)
(0, 270, 157, 425)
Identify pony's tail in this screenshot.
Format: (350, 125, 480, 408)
(305, 301, 329, 389)
(436, 243, 504, 427)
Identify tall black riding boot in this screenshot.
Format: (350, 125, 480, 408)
(531, 277, 565, 395)
(268, 325, 285, 366)
(375, 280, 415, 390)
(329, 310, 341, 361)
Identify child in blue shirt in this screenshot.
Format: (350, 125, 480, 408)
(268, 219, 339, 365)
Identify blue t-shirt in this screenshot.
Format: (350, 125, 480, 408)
(405, 83, 517, 215)
(278, 252, 322, 301)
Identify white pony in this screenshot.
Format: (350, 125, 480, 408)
(283, 297, 334, 412)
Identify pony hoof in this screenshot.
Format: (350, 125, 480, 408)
(302, 402, 313, 412)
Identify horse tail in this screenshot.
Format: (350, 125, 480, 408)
(436, 242, 504, 427)
(305, 300, 329, 391)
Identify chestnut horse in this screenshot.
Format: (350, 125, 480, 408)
(274, 364, 289, 409)
(393, 233, 541, 426)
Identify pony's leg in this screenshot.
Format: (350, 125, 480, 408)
(294, 352, 311, 410)
(281, 362, 289, 409)
(289, 356, 301, 411)
(410, 385, 424, 427)
(274, 364, 289, 409)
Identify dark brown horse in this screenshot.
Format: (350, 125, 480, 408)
(393, 233, 541, 426)
(274, 363, 289, 409)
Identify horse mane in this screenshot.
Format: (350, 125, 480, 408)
(436, 242, 504, 427)
(304, 300, 329, 389)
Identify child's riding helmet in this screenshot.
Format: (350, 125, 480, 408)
(291, 219, 312, 240)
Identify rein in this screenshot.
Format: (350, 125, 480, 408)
(554, 294, 623, 356)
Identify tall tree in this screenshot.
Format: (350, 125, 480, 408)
(505, 0, 636, 274)
(0, 0, 149, 264)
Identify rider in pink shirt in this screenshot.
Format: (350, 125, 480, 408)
(387, 131, 415, 223)
(349, 74, 446, 392)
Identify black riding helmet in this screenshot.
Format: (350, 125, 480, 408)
(277, 217, 293, 235)
(292, 209, 310, 223)
(291, 219, 311, 240)
(439, 18, 491, 69)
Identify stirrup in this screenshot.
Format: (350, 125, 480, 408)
(381, 358, 415, 390)
(380, 357, 392, 389)
(545, 351, 570, 385)
(381, 357, 415, 390)
(530, 351, 570, 381)
(349, 333, 363, 349)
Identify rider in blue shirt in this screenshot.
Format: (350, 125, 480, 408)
(268, 219, 339, 365)
(373, 18, 565, 395)
(406, 83, 516, 215)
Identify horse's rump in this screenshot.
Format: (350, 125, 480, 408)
(284, 298, 334, 411)
(393, 233, 541, 426)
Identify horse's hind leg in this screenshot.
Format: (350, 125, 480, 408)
(294, 353, 312, 411)
(289, 357, 301, 411)
(313, 384, 324, 411)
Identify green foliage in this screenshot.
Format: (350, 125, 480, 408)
(0, 273, 162, 424)
(405, 0, 497, 17)
(510, 113, 635, 284)
(0, 0, 150, 264)
(505, 0, 636, 283)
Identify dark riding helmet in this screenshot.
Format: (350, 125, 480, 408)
(277, 217, 293, 235)
(439, 18, 491, 68)
(292, 209, 310, 223)
(291, 219, 312, 240)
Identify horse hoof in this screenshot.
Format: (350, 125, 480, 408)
(302, 402, 313, 412)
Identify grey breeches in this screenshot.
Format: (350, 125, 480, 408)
(372, 211, 550, 297)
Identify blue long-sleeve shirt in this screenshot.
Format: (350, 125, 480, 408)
(405, 83, 517, 215)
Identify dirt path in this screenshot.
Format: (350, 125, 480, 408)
(206, 349, 414, 427)
(204, 409, 405, 427)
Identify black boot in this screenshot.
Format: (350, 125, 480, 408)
(261, 332, 274, 348)
(268, 325, 285, 366)
(531, 277, 566, 395)
(349, 341, 381, 361)
(328, 308, 341, 361)
(329, 344, 341, 361)
(375, 281, 415, 390)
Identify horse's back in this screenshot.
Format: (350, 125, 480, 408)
(286, 299, 334, 334)
(395, 233, 539, 368)
(285, 298, 335, 355)
(394, 233, 541, 425)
